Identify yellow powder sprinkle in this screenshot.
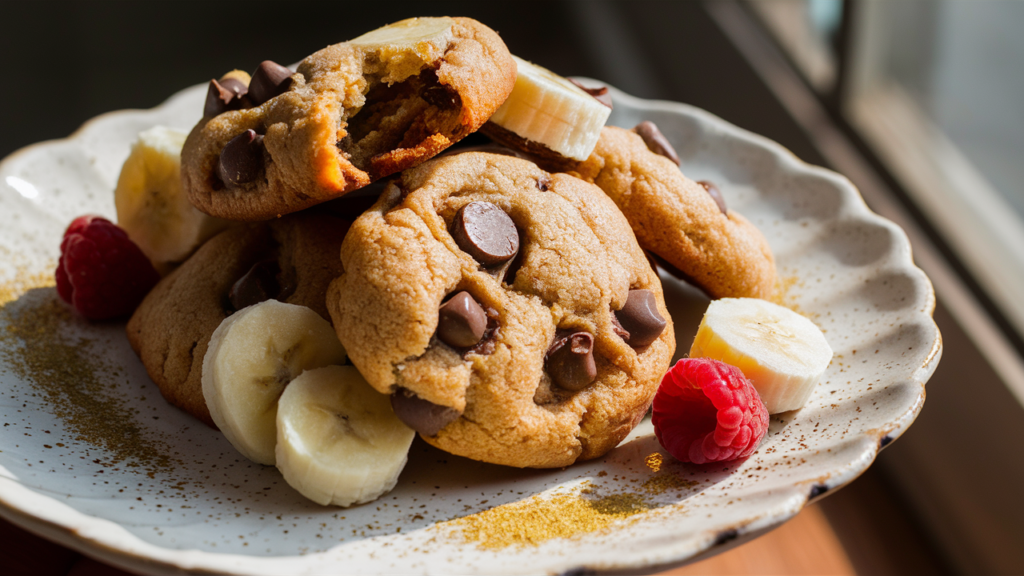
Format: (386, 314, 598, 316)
(642, 473, 697, 495)
(444, 454, 701, 549)
(772, 274, 816, 318)
(0, 271, 180, 477)
(0, 269, 52, 306)
(446, 486, 653, 549)
(644, 452, 664, 472)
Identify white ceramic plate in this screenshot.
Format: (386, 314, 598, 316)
(0, 80, 940, 575)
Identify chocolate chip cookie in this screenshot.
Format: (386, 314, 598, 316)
(126, 213, 348, 427)
(326, 152, 675, 468)
(565, 125, 777, 299)
(182, 16, 516, 221)
(487, 123, 777, 299)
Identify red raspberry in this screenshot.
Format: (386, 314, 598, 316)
(653, 358, 768, 464)
(55, 215, 161, 320)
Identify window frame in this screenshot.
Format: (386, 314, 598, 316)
(843, 0, 1024, 353)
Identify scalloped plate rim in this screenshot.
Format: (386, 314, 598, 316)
(0, 79, 941, 575)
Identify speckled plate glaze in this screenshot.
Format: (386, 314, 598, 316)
(0, 80, 940, 575)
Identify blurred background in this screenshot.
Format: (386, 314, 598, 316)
(3, 1, 1023, 574)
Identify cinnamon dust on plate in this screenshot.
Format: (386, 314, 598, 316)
(445, 460, 697, 549)
(0, 268, 178, 477)
(446, 482, 653, 549)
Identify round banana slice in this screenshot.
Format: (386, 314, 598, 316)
(486, 55, 612, 161)
(202, 300, 347, 465)
(689, 298, 832, 413)
(275, 365, 415, 507)
(115, 126, 230, 270)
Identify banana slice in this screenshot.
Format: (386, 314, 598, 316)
(347, 17, 455, 83)
(115, 126, 230, 270)
(276, 365, 415, 507)
(348, 16, 453, 52)
(689, 298, 832, 413)
(485, 55, 611, 161)
(202, 300, 347, 465)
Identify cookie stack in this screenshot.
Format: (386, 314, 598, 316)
(99, 17, 777, 505)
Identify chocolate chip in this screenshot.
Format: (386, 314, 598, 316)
(615, 289, 666, 348)
(462, 306, 500, 357)
(697, 180, 728, 215)
(479, 226, 524, 283)
(437, 291, 487, 348)
(220, 77, 248, 97)
(228, 259, 279, 311)
(415, 68, 461, 110)
(484, 257, 514, 283)
(498, 237, 526, 285)
(451, 202, 519, 265)
(248, 60, 293, 105)
(421, 75, 461, 110)
(546, 331, 597, 391)
(390, 388, 461, 436)
(611, 314, 630, 340)
(568, 79, 613, 109)
(204, 81, 230, 117)
(204, 78, 249, 117)
(422, 85, 458, 109)
(633, 121, 679, 166)
(217, 130, 264, 186)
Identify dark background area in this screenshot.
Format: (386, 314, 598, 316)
(0, 1, 821, 167)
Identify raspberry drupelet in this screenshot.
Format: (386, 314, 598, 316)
(56, 215, 160, 320)
(653, 358, 769, 464)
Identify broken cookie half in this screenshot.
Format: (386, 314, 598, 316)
(182, 17, 516, 221)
